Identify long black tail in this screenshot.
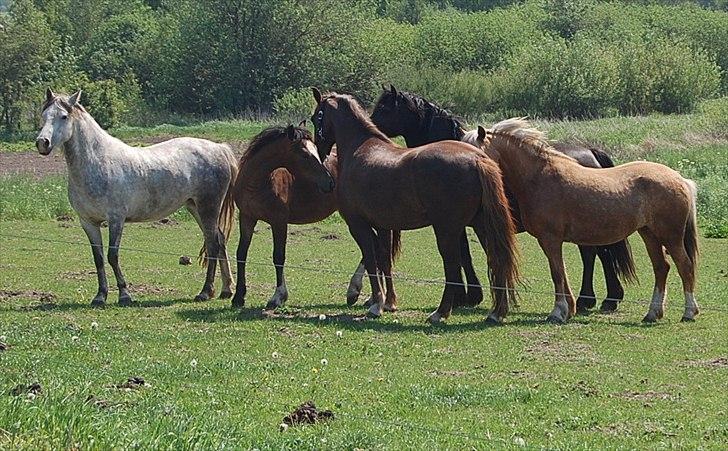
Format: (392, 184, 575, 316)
(590, 148, 616, 168)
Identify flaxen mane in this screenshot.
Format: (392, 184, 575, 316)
(469, 118, 577, 163)
(240, 126, 312, 167)
(326, 92, 393, 143)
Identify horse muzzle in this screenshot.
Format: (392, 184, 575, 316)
(36, 137, 52, 155)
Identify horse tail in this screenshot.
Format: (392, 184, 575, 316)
(476, 158, 520, 318)
(589, 148, 616, 168)
(391, 230, 402, 262)
(683, 178, 699, 265)
(601, 240, 638, 285)
(199, 147, 239, 267)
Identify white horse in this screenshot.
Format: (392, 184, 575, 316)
(35, 89, 238, 306)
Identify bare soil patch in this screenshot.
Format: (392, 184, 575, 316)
(281, 401, 334, 430)
(0, 151, 66, 178)
(10, 382, 42, 397)
(0, 290, 56, 303)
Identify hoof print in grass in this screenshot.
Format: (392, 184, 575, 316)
(281, 401, 334, 431)
(85, 394, 112, 409)
(115, 376, 148, 391)
(179, 256, 192, 266)
(10, 382, 42, 397)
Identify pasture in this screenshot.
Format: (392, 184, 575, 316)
(1, 114, 728, 449)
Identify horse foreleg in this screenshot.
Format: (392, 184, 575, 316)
(538, 238, 575, 323)
(80, 219, 108, 306)
(232, 215, 256, 308)
(639, 228, 669, 323)
(576, 245, 597, 313)
(375, 228, 397, 312)
(346, 217, 385, 318)
(195, 225, 219, 302)
(107, 218, 132, 306)
(267, 222, 289, 310)
(456, 230, 483, 308)
(428, 227, 464, 323)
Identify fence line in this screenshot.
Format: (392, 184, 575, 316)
(1, 231, 726, 313)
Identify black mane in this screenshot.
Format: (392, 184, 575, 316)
(241, 126, 312, 165)
(397, 91, 466, 136)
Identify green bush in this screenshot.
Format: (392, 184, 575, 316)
(273, 88, 316, 121)
(80, 76, 145, 129)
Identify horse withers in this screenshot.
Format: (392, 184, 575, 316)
(311, 88, 520, 323)
(370, 84, 635, 313)
(35, 89, 237, 306)
(468, 119, 699, 323)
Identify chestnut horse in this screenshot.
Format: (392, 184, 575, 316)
(469, 119, 699, 323)
(231, 124, 400, 309)
(311, 89, 520, 323)
(370, 85, 636, 313)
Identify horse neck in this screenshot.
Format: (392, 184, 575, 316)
(331, 107, 384, 161)
(63, 115, 119, 175)
(488, 137, 546, 192)
(239, 143, 295, 190)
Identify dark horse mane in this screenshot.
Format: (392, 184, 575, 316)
(325, 92, 394, 144)
(389, 90, 466, 139)
(240, 125, 312, 166)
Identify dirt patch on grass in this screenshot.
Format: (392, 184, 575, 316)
(522, 331, 599, 364)
(281, 401, 334, 430)
(1, 290, 57, 304)
(126, 282, 176, 296)
(687, 357, 728, 369)
(59, 269, 96, 281)
(428, 369, 468, 377)
(114, 376, 148, 391)
(320, 233, 339, 241)
(9, 382, 42, 397)
(617, 390, 676, 402)
(0, 151, 66, 177)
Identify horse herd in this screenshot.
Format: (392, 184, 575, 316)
(34, 86, 700, 325)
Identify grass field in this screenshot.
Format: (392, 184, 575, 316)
(0, 220, 727, 449)
(1, 110, 727, 449)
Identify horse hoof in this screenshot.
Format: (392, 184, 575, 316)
(265, 300, 283, 310)
(599, 300, 619, 313)
(346, 290, 360, 306)
(546, 315, 566, 324)
(118, 295, 134, 307)
(231, 296, 245, 308)
(576, 297, 596, 312)
(91, 298, 106, 308)
(642, 315, 658, 323)
(366, 310, 382, 319)
(485, 315, 502, 326)
(383, 304, 397, 313)
(219, 290, 233, 299)
(363, 296, 375, 308)
(467, 290, 484, 307)
(680, 316, 696, 323)
(427, 311, 447, 324)
(195, 293, 211, 302)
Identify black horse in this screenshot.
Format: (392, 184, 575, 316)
(370, 85, 636, 312)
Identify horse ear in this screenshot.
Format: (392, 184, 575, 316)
(312, 87, 322, 104)
(477, 125, 487, 141)
(286, 124, 296, 140)
(46, 88, 55, 102)
(390, 84, 397, 96)
(68, 90, 82, 107)
(298, 119, 306, 128)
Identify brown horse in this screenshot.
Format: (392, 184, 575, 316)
(311, 89, 520, 323)
(469, 119, 699, 323)
(230, 124, 400, 309)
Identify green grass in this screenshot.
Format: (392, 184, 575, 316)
(1, 221, 727, 449)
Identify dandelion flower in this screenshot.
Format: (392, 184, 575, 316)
(318, 314, 327, 321)
(320, 358, 328, 366)
(336, 330, 343, 338)
(190, 359, 198, 368)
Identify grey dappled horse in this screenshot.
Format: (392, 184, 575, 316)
(35, 89, 238, 306)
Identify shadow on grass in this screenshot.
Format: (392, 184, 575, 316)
(0, 296, 201, 313)
(174, 302, 561, 334)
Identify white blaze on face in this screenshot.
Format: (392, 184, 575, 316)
(303, 139, 322, 163)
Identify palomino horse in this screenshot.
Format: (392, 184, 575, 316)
(371, 85, 636, 312)
(231, 124, 401, 309)
(311, 88, 520, 323)
(467, 119, 699, 323)
(36, 89, 237, 305)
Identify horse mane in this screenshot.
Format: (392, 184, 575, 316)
(396, 90, 466, 136)
(42, 94, 87, 115)
(240, 126, 312, 167)
(480, 118, 577, 163)
(325, 92, 393, 143)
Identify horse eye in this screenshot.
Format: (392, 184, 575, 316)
(61, 115, 68, 120)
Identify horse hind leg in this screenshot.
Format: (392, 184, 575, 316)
(428, 226, 464, 324)
(638, 228, 669, 323)
(375, 228, 397, 312)
(665, 241, 699, 322)
(454, 230, 483, 308)
(346, 261, 366, 306)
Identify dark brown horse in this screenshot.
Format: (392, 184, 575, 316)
(311, 89, 520, 323)
(370, 85, 636, 313)
(231, 125, 400, 309)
